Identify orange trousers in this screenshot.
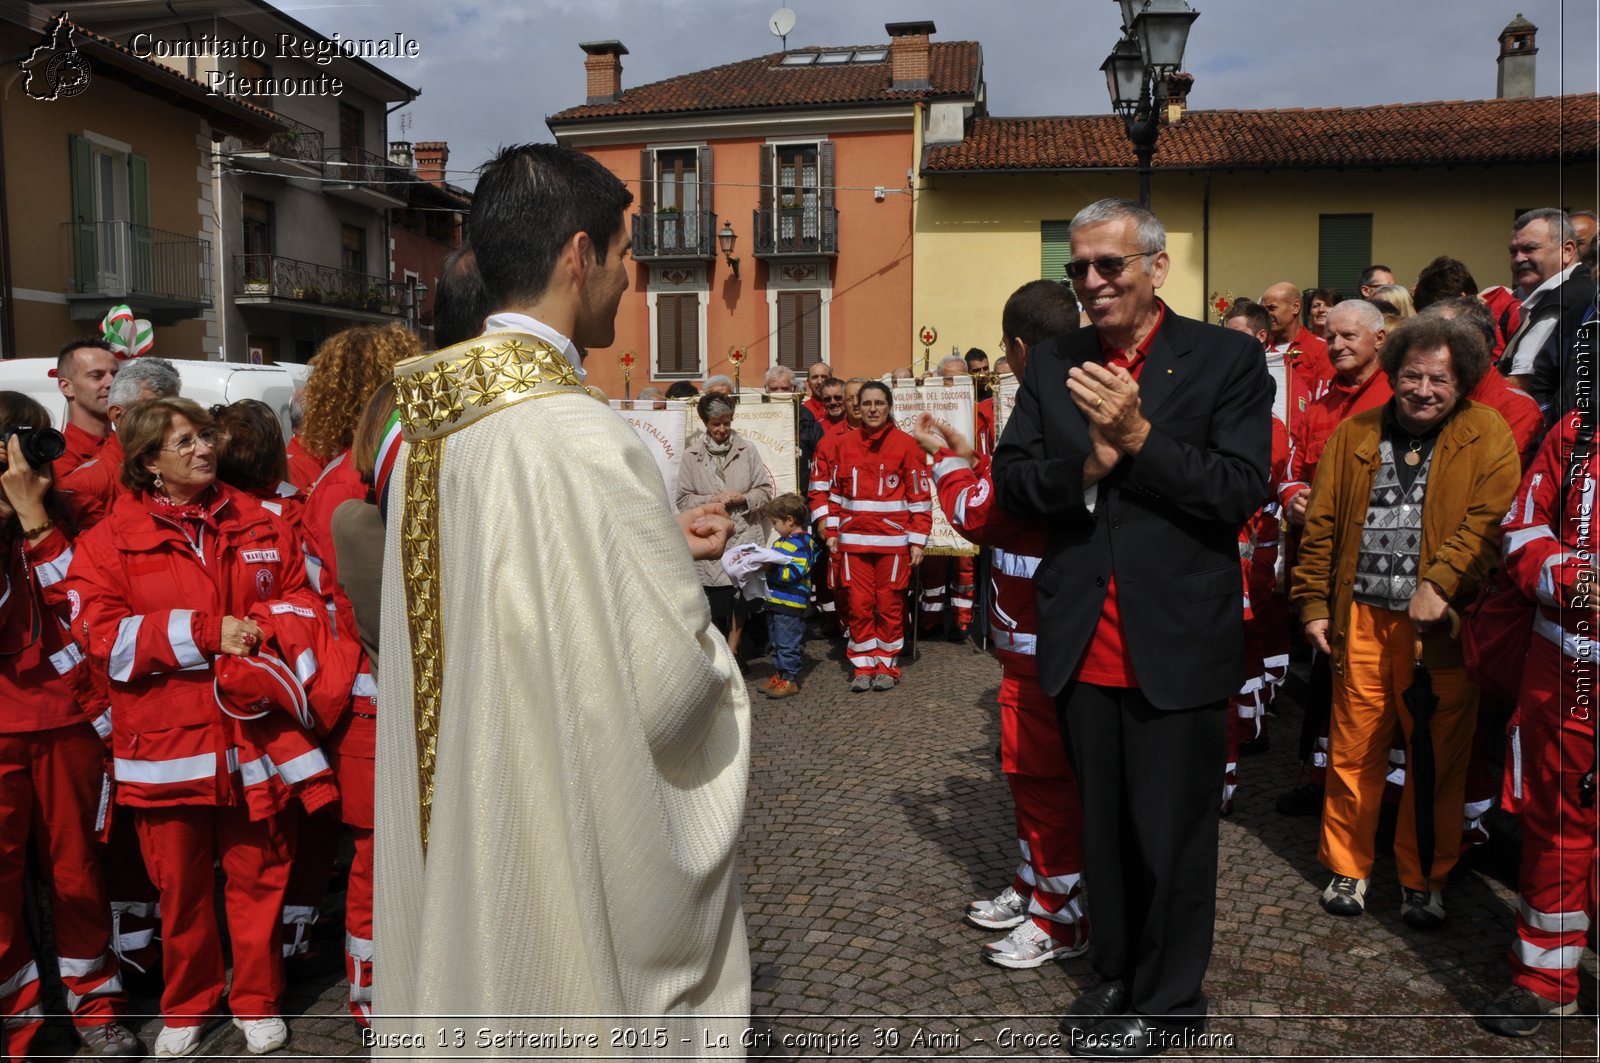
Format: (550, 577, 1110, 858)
(1319, 600, 1478, 892)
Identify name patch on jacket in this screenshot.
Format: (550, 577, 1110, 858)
(269, 602, 317, 619)
(241, 549, 280, 564)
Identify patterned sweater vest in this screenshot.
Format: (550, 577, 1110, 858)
(1353, 437, 1431, 611)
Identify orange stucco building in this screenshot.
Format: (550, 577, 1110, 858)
(548, 23, 983, 399)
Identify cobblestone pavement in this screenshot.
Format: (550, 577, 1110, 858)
(31, 631, 1599, 1060)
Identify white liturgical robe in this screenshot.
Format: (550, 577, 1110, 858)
(373, 326, 751, 1057)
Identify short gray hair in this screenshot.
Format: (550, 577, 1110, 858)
(1514, 207, 1575, 245)
(938, 355, 967, 375)
(705, 374, 734, 392)
(1326, 299, 1385, 334)
(764, 364, 795, 390)
(637, 386, 665, 400)
(107, 357, 181, 408)
(1069, 198, 1167, 255)
(289, 388, 305, 430)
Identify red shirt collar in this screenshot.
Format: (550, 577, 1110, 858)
(1097, 300, 1166, 369)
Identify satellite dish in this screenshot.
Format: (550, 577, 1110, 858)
(769, 7, 796, 39)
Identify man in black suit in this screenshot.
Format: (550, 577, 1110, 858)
(992, 198, 1272, 1058)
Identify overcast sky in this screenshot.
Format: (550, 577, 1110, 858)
(286, 0, 1597, 187)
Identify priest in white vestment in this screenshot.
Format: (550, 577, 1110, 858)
(374, 144, 750, 1057)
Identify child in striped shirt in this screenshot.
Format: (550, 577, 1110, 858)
(762, 493, 813, 699)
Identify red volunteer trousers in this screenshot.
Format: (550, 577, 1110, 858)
(281, 806, 339, 958)
(102, 817, 161, 976)
(1506, 637, 1597, 1005)
(841, 552, 909, 678)
(133, 805, 296, 1025)
(1000, 675, 1087, 945)
(345, 827, 374, 1026)
(919, 554, 976, 631)
(1, 726, 124, 1059)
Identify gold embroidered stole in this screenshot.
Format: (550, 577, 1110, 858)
(392, 332, 591, 853)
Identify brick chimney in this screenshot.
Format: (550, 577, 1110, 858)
(1158, 73, 1193, 126)
(1496, 13, 1537, 99)
(886, 21, 935, 91)
(414, 141, 448, 185)
(580, 40, 628, 104)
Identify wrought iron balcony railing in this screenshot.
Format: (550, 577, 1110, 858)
(233, 254, 404, 315)
(322, 145, 399, 192)
(236, 113, 323, 165)
(64, 221, 212, 304)
(631, 210, 717, 260)
(752, 206, 839, 257)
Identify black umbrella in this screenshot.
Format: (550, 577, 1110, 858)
(1404, 637, 1440, 886)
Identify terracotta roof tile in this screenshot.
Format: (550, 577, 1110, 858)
(549, 41, 980, 123)
(923, 95, 1598, 173)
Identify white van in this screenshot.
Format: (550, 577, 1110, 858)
(0, 358, 305, 435)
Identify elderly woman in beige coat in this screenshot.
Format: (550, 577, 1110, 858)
(677, 392, 775, 661)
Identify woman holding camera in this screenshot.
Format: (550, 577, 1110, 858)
(58, 397, 324, 1057)
(0, 392, 139, 1059)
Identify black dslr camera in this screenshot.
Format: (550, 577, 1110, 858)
(0, 425, 67, 470)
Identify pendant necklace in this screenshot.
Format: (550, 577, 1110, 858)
(1404, 437, 1423, 467)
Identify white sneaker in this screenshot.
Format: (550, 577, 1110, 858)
(965, 884, 1028, 930)
(981, 919, 1089, 969)
(233, 1016, 289, 1054)
(153, 1025, 204, 1057)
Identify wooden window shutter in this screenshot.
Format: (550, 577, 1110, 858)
(798, 290, 821, 365)
(776, 290, 821, 371)
(1318, 214, 1373, 295)
(697, 146, 713, 248)
(69, 135, 96, 292)
(1040, 220, 1072, 282)
(129, 154, 152, 292)
(657, 293, 699, 376)
(758, 145, 774, 247)
(638, 149, 654, 215)
(776, 291, 799, 370)
(819, 142, 835, 215)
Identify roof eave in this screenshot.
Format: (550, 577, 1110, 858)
(75, 37, 284, 138)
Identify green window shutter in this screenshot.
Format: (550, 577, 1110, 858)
(1318, 214, 1372, 296)
(129, 154, 152, 294)
(1041, 220, 1072, 282)
(69, 134, 96, 292)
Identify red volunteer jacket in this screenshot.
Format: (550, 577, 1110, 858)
(1276, 325, 1333, 388)
(285, 435, 327, 493)
(975, 397, 996, 457)
(1501, 412, 1597, 681)
(1280, 368, 1393, 511)
(301, 451, 378, 773)
(52, 484, 327, 810)
(1, 527, 107, 735)
(930, 451, 1041, 676)
(821, 422, 932, 553)
(59, 422, 108, 479)
(57, 430, 126, 533)
(806, 419, 855, 528)
(1469, 371, 1543, 470)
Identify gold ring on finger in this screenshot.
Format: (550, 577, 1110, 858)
(1094, 395, 1104, 408)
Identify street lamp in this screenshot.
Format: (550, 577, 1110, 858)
(717, 219, 741, 279)
(1101, 0, 1198, 208)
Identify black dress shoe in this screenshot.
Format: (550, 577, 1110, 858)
(1059, 981, 1130, 1038)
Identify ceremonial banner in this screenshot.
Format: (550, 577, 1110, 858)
(611, 400, 689, 499)
(733, 394, 800, 497)
(886, 378, 977, 557)
(993, 372, 1020, 442)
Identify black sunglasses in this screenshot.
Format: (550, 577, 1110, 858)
(1065, 251, 1151, 281)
